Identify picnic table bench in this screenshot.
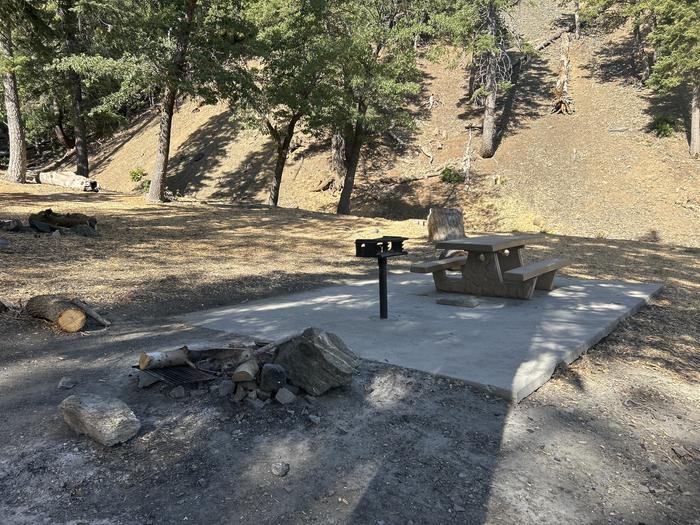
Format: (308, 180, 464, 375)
(411, 234, 567, 299)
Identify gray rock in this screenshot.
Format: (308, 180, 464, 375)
(0, 239, 10, 250)
(257, 389, 272, 401)
(271, 462, 290, 477)
(58, 376, 76, 389)
(245, 397, 265, 410)
(275, 387, 297, 405)
(273, 327, 359, 396)
(169, 386, 187, 399)
(213, 380, 234, 398)
(137, 371, 160, 389)
(259, 363, 287, 392)
(284, 383, 301, 395)
(308, 414, 321, 425)
(59, 394, 140, 446)
(51, 230, 61, 238)
(232, 385, 247, 402)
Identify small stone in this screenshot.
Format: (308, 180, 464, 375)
(213, 380, 234, 398)
(58, 377, 76, 389)
(169, 386, 187, 399)
(454, 505, 465, 512)
(52, 229, 61, 238)
(275, 387, 297, 405)
(232, 385, 247, 402)
(259, 363, 287, 392)
(137, 371, 160, 389)
(245, 397, 264, 410)
(271, 462, 290, 477)
(308, 414, 321, 425)
(284, 383, 301, 395)
(59, 394, 140, 446)
(257, 389, 272, 401)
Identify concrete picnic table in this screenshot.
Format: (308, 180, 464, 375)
(411, 233, 567, 299)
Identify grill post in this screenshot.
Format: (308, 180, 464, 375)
(378, 256, 388, 319)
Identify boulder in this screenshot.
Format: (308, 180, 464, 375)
(275, 387, 297, 405)
(273, 327, 359, 396)
(59, 394, 140, 446)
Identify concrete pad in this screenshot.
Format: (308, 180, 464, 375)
(176, 274, 662, 402)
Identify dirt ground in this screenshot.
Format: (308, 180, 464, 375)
(1, 184, 699, 525)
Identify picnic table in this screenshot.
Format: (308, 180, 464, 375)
(411, 234, 567, 299)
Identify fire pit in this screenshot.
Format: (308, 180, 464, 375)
(355, 236, 408, 319)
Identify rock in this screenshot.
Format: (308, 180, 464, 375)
(232, 385, 247, 402)
(284, 383, 301, 395)
(0, 239, 9, 251)
(70, 224, 99, 237)
(257, 389, 272, 401)
(308, 414, 321, 425)
(273, 327, 359, 396)
(59, 394, 140, 446)
(259, 363, 287, 392)
(58, 376, 76, 389)
(0, 218, 23, 232)
(275, 387, 297, 405)
(245, 396, 264, 410)
(169, 386, 187, 399)
(271, 462, 290, 477)
(137, 371, 160, 389)
(213, 380, 234, 398)
(51, 230, 61, 238)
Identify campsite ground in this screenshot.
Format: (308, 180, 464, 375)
(1, 183, 698, 524)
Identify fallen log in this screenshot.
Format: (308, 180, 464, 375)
(37, 171, 99, 192)
(25, 295, 87, 333)
(29, 209, 97, 230)
(71, 299, 111, 327)
(139, 347, 190, 370)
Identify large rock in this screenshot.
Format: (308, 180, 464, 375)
(59, 394, 140, 446)
(273, 327, 359, 396)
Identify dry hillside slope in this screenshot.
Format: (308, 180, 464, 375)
(83, 7, 698, 246)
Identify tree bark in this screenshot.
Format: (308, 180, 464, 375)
(330, 131, 347, 189)
(148, 86, 177, 202)
(53, 97, 74, 149)
(58, 0, 89, 177)
(25, 295, 86, 333)
(0, 23, 27, 183)
(479, 1, 498, 158)
(147, 0, 198, 203)
(691, 83, 699, 158)
(336, 117, 364, 215)
(574, 2, 581, 39)
(266, 115, 300, 207)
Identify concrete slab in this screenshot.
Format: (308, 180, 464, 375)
(176, 274, 662, 402)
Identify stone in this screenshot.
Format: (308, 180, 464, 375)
(245, 397, 264, 410)
(59, 394, 140, 446)
(232, 385, 247, 402)
(273, 327, 359, 396)
(275, 387, 297, 405)
(271, 462, 290, 477)
(257, 389, 271, 401)
(284, 383, 301, 395)
(137, 371, 160, 389)
(169, 386, 187, 399)
(259, 363, 287, 392)
(308, 414, 321, 425)
(213, 380, 234, 398)
(58, 376, 76, 389)
(51, 230, 61, 238)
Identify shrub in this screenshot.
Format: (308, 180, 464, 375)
(130, 167, 146, 182)
(648, 116, 676, 138)
(135, 179, 151, 193)
(440, 167, 464, 184)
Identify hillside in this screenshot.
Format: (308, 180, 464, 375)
(81, 6, 699, 247)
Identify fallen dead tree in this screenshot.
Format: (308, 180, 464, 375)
(27, 208, 99, 237)
(37, 171, 99, 192)
(552, 32, 574, 114)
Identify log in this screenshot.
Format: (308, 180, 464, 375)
(139, 346, 190, 370)
(25, 295, 87, 333)
(71, 299, 111, 327)
(37, 170, 99, 192)
(552, 33, 574, 114)
(427, 208, 465, 242)
(231, 359, 259, 382)
(28, 209, 97, 230)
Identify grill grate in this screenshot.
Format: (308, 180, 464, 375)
(137, 365, 216, 386)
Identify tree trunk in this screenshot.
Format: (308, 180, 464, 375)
(69, 70, 89, 176)
(574, 2, 581, 39)
(53, 98, 74, 149)
(25, 295, 86, 333)
(691, 83, 699, 158)
(148, 86, 177, 202)
(0, 24, 27, 184)
(330, 130, 346, 189)
(267, 116, 299, 207)
(146, 0, 198, 203)
(58, 0, 89, 177)
(480, 1, 498, 158)
(336, 119, 364, 215)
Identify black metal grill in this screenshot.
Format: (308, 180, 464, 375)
(138, 366, 216, 386)
(355, 236, 408, 319)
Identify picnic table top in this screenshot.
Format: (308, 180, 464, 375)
(435, 233, 543, 252)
